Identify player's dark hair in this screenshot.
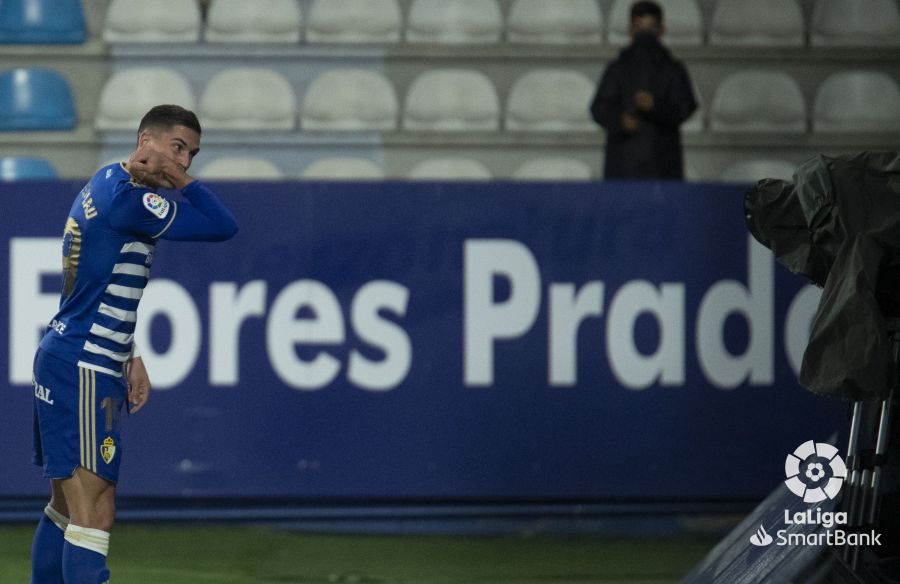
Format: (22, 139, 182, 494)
(137, 104, 202, 139)
(630, 1, 663, 26)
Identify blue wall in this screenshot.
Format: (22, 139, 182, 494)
(1, 180, 846, 500)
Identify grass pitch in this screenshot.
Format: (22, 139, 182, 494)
(0, 524, 715, 583)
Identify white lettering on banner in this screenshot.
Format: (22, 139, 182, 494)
(548, 282, 603, 386)
(9, 238, 60, 384)
(462, 237, 802, 389)
(9, 235, 816, 391)
(267, 280, 345, 390)
(347, 281, 411, 391)
(696, 240, 773, 388)
(209, 280, 267, 386)
(607, 282, 685, 390)
(133, 280, 202, 389)
(464, 240, 541, 386)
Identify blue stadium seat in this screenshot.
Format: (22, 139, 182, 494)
(0, 68, 76, 131)
(0, 156, 58, 180)
(0, 0, 86, 44)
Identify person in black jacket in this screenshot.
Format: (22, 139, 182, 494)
(590, 1, 697, 180)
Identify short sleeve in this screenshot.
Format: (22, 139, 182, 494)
(108, 181, 178, 239)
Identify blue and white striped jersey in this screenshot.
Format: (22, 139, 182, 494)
(39, 162, 238, 377)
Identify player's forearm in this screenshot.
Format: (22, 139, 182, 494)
(164, 180, 239, 241)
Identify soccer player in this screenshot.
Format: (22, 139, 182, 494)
(29, 104, 238, 584)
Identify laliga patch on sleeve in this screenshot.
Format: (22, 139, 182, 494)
(142, 193, 170, 219)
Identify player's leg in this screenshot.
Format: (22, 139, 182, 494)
(29, 479, 69, 584)
(60, 467, 115, 584)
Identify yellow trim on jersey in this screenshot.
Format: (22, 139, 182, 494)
(79, 368, 97, 472)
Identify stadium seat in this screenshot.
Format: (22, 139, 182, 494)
(505, 69, 595, 132)
(512, 158, 593, 180)
(406, 0, 503, 44)
(306, 0, 402, 43)
(199, 68, 296, 130)
(813, 71, 900, 133)
(407, 158, 492, 180)
(709, 0, 804, 47)
(721, 159, 796, 183)
(198, 157, 284, 179)
(607, 0, 703, 46)
(0, 68, 76, 131)
(403, 69, 500, 131)
(104, 0, 201, 43)
(205, 0, 302, 43)
(0, 156, 58, 180)
(303, 157, 387, 179)
(0, 0, 85, 44)
(95, 68, 196, 130)
(301, 69, 399, 131)
(709, 71, 807, 133)
(506, 0, 602, 44)
(811, 0, 900, 46)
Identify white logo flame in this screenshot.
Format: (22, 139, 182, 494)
(750, 524, 773, 546)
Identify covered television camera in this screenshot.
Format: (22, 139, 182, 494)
(745, 151, 900, 401)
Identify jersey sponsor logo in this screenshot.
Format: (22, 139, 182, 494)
(49, 319, 66, 335)
(101, 437, 116, 464)
(33, 380, 54, 405)
(143, 193, 170, 219)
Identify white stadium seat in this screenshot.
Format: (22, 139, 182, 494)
(607, 0, 703, 46)
(505, 69, 595, 132)
(200, 68, 296, 130)
(710, 71, 807, 133)
(403, 69, 500, 131)
(104, 0, 201, 43)
(95, 68, 195, 130)
(513, 158, 594, 180)
(721, 159, 796, 183)
(506, 0, 602, 44)
(406, 0, 503, 44)
(205, 0, 302, 43)
(306, 0, 402, 43)
(813, 71, 900, 133)
(301, 69, 399, 131)
(198, 157, 284, 180)
(303, 158, 387, 179)
(811, 0, 900, 47)
(709, 0, 804, 47)
(408, 158, 492, 180)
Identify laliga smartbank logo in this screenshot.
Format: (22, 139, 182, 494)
(749, 440, 881, 548)
(784, 440, 846, 502)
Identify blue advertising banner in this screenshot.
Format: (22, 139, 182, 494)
(2, 180, 846, 500)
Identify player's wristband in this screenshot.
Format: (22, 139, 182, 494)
(131, 342, 141, 359)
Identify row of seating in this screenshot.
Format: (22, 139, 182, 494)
(95, 66, 900, 134)
(2, 154, 796, 183)
(99, 0, 900, 47)
(3, 65, 898, 134)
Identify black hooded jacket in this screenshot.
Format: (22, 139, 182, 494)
(590, 33, 697, 180)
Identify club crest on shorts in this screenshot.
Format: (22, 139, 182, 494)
(101, 437, 116, 464)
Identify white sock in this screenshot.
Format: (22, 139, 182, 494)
(44, 504, 69, 532)
(64, 524, 110, 557)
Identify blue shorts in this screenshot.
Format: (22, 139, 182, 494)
(32, 348, 127, 484)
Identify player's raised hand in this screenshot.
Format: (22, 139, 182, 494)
(126, 145, 193, 190)
(126, 356, 151, 414)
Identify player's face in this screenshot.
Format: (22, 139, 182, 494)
(141, 125, 201, 172)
